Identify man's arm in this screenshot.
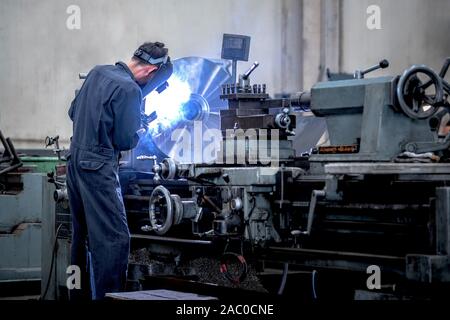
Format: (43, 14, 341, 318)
(111, 85, 143, 151)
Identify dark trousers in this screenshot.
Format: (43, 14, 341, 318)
(66, 147, 130, 300)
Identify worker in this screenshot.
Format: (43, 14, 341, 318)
(66, 42, 172, 300)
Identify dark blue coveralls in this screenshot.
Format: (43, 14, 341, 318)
(67, 62, 142, 300)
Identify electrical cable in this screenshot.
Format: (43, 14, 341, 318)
(41, 224, 64, 300)
(277, 263, 289, 295)
(312, 270, 318, 300)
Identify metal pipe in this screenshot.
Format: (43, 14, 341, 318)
(131, 234, 212, 245)
(6, 138, 21, 164)
(231, 60, 237, 85)
(0, 162, 22, 176)
(290, 91, 311, 108)
(0, 130, 12, 159)
(267, 246, 404, 262)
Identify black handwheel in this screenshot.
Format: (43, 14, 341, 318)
(396, 65, 444, 119)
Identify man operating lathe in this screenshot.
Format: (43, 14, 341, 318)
(67, 42, 172, 300)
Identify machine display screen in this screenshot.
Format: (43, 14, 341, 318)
(221, 34, 251, 61)
(226, 38, 244, 49)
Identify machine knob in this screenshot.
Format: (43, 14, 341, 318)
(275, 108, 292, 130)
(53, 188, 68, 202)
(231, 197, 243, 211)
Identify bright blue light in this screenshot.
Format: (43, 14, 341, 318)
(144, 75, 192, 135)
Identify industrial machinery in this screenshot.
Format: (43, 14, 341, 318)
(117, 57, 450, 300)
(0, 132, 57, 297)
(45, 32, 450, 299)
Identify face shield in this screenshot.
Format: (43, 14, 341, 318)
(134, 49, 174, 97)
(138, 56, 173, 128)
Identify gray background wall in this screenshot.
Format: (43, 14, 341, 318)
(340, 0, 450, 78)
(0, 0, 302, 148)
(0, 0, 449, 149)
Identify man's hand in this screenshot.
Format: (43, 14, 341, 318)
(137, 128, 148, 138)
(141, 111, 158, 128)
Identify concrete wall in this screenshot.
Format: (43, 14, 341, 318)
(302, 0, 322, 90)
(0, 0, 302, 148)
(340, 0, 450, 77)
(1, 0, 448, 149)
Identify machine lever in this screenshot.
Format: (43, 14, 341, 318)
(354, 59, 389, 79)
(242, 61, 260, 80)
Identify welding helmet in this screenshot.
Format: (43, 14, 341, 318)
(134, 48, 173, 97)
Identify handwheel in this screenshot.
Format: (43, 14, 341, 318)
(396, 65, 444, 119)
(149, 186, 174, 235)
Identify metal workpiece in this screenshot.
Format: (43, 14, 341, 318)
(141, 57, 231, 164)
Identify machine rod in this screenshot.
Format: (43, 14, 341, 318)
(131, 234, 213, 245)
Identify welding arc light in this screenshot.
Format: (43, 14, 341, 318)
(144, 75, 192, 134)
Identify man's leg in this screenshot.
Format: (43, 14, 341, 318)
(78, 165, 130, 300)
(66, 160, 91, 300)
